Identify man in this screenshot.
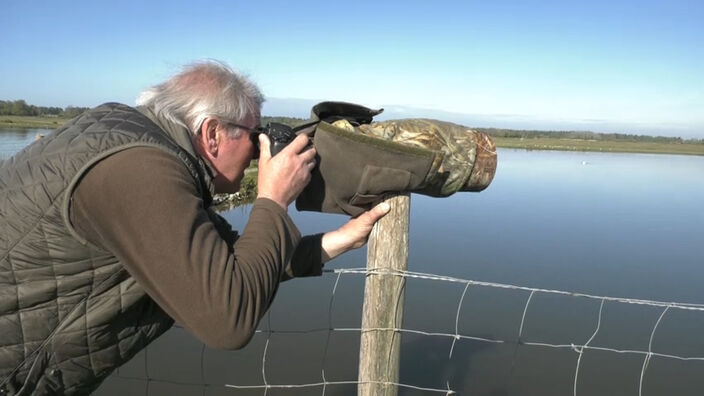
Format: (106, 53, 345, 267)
(0, 61, 389, 395)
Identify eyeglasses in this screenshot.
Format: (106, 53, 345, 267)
(195, 118, 265, 159)
(195, 119, 263, 135)
(226, 122, 264, 135)
(222, 121, 265, 159)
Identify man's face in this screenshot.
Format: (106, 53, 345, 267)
(212, 113, 260, 194)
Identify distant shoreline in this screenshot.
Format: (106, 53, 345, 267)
(2, 115, 703, 157)
(0, 115, 72, 129)
(491, 136, 704, 156)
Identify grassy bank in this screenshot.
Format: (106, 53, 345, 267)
(492, 136, 704, 156)
(212, 168, 258, 211)
(0, 115, 72, 129)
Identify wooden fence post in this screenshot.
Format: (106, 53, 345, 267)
(358, 193, 410, 396)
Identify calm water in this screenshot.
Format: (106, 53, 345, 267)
(3, 130, 704, 395)
(0, 128, 50, 160)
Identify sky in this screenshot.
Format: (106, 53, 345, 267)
(1, 0, 702, 138)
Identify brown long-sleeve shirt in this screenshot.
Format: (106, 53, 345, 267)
(69, 147, 322, 349)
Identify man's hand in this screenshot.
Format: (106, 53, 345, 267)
(257, 134, 316, 210)
(321, 202, 391, 262)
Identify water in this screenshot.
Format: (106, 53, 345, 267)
(0, 128, 50, 160)
(3, 131, 704, 395)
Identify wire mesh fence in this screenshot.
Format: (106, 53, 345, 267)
(101, 267, 704, 395)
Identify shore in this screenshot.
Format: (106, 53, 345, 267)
(491, 136, 704, 156)
(1, 115, 73, 129)
(3, 115, 702, 157)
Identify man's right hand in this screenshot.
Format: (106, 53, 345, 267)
(256, 133, 316, 210)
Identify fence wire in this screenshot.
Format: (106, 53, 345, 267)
(109, 267, 704, 395)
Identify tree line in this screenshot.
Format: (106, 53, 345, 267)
(3, 99, 701, 144)
(1, 99, 89, 118)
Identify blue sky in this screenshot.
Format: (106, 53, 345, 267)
(1, 0, 702, 137)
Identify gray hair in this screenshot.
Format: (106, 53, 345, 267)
(136, 60, 264, 137)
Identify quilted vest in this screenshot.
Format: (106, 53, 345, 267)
(0, 103, 212, 395)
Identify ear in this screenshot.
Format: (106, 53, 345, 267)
(198, 118, 221, 157)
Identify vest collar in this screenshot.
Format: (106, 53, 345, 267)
(135, 105, 217, 200)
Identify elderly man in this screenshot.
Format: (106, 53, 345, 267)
(0, 61, 388, 395)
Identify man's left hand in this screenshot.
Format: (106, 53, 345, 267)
(321, 202, 391, 262)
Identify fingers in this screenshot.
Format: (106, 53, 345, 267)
(300, 145, 317, 163)
(322, 201, 392, 259)
(287, 133, 312, 153)
(364, 202, 391, 224)
(264, 133, 316, 164)
(279, 134, 316, 171)
(256, 133, 317, 209)
(258, 134, 272, 162)
(352, 201, 391, 224)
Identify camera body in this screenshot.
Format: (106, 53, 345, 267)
(251, 122, 297, 158)
(264, 122, 298, 156)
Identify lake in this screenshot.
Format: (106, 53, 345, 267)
(0, 128, 49, 160)
(3, 129, 704, 395)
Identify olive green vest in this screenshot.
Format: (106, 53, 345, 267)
(0, 103, 212, 395)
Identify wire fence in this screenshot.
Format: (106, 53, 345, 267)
(105, 267, 704, 395)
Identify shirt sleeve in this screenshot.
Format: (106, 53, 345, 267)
(203, 208, 324, 280)
(69, 146, 317, 349)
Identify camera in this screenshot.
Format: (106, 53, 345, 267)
(250, 122, 297, 159)
(251, 121, 319, 159)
